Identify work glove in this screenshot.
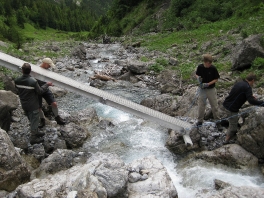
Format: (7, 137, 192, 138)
(201, 83, 209, 89)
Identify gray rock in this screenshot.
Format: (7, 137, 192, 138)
(237, 107, 264, 158)
(49, 86, 68, 98)
(231, 34, 264, 71)
(15, 164, 107, 198)
(60, 122, 90, 148)
(195, 144, 258, 169)
(128, 172, 142, 183)
(127, 60, 148, 74)
(140, 94, 178, 117)
(197, 184, 264, 197)
(88, 152, 128, 198)
(31, 149, 80, 179)
(0, 90, 19, 132)
(0, 128, 30, 192)
(127, 155, 177, 198)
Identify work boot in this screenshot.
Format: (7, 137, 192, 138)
(216, 122, 223, 131)
(31, 129, 45, 137)
(55, 115, 66, 125)
(30, 135, 44, 145)
(38, 118, 45, 128)
(196, 122, 203, 127)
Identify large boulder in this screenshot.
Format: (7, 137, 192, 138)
(0, 128, 30, 191)
(231, 34, 264, 71)
(70, 107, 99, 129)
(237, 107, 264, 159)
(0, 73, 17, 94)
(195, 144, 258, 169)
(156, 70, 182, 95)
(178, 86, 199, 117)
(71, 43, 87, 60)
(127, 60, 148, 74)
(60, 122, 90, 148)
(0, 90, 18, 132)
(87, 152, 129, 198)
(14, 164, 107, 198)
(31, 149, 90, 180)
(127, 155, 178, 198)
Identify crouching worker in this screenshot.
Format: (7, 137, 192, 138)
(38, 58, 66, 127)
(223, 73, 264, 144)
(15, 63, 53, 144)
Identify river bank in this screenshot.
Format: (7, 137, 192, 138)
(1, 37, 264, 197)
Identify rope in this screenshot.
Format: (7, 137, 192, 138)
(181, 82, 264, 131)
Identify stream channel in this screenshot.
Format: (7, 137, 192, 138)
(56, 43, 264, 197)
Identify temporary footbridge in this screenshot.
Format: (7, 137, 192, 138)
(0, 52, 193, 145)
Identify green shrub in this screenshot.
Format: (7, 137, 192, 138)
(140, 56, 149, 62)
(0, 80, 4, 90)
(179, 62, 196, 80)
(149, 63, 164, 73)
(252, 57, 264, 68)
(260, 35, 264, 48)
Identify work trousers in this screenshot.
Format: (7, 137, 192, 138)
(223, 108, 238, 137)
(25, 109, 40, 134)
(198, 87, 220, 122)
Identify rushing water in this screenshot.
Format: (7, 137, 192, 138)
(56, 43, 264, 197)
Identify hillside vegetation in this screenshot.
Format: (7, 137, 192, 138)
(0, 0, 264, 89)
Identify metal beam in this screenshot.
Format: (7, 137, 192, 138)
(0, 52, 193, 145)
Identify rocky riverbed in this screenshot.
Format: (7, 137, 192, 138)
(1, 33, 264, 197)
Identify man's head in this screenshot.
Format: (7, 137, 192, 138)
(202, 54, 213, 68)
(22, 63, 31, 74)
(41, 58, 55, 69)
(246, 73, 257, 86)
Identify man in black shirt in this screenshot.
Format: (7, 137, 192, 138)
(223, 73, 264, 144)
(196, 54, 222, 130)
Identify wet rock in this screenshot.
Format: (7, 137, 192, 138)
(195, 144, 258, 169)
(197, 184, 264, 198)
(214, 179, 231, 190)
(0, 128, 30, 192)
(166, 128, 201, 154)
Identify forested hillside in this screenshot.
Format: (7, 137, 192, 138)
(94, 0, 264, 36)
(0, 0, 112, 47)
(0, 0, 263, 49)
